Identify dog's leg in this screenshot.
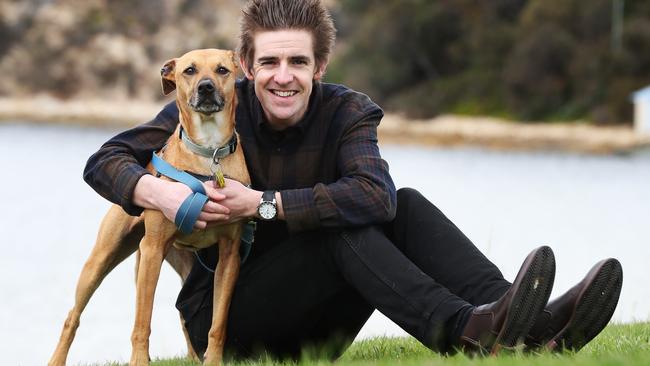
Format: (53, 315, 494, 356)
(203, 236, 241, 366)
(49, 206, 143, 366)
(164, 248, 200, 361)
(134, 246, 199, 361)
(129, 213, 175, 366)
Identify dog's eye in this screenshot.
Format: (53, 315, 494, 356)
(216, 66, 230, 75)
(183, 66, 196, 75)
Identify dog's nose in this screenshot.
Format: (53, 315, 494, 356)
(198, 79, 215, 94)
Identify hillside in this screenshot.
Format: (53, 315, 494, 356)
(2, 0, 650, 126)
(1, 0, 242, 101)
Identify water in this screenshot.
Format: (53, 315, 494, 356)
(1, 122, 649, 365)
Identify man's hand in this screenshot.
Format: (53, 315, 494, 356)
(133, 174, 231, 229)
(203, 178, 262, 228)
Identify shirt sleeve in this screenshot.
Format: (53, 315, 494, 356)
(281, 116, 397, 232)
(83, 101, 178, 216)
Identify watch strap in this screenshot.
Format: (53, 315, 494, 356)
(262, 190, 275, 202)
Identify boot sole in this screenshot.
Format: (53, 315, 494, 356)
(550, 258, 623, 351)
(495, 246, 555, 352)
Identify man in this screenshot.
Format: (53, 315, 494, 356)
(83, 0, 622, 360)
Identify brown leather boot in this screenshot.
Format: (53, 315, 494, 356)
(525, 258, 623, 352)
(459, 246, 555, 355)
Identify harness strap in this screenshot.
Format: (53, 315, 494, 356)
(193, 221, 256, 272)
(175, 191, 209, 235)
(151, 151, 208, 234)
(152, 152, 206, 195)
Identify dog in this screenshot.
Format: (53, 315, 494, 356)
(49, 49, 250, 366)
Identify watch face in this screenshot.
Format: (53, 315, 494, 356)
(258, 201, 277, 220)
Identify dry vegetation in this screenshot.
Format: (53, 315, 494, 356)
(379, 114, 650, 154)
(2, 0, 650, 154)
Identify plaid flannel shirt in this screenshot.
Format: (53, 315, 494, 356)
(83, 79, 396, 247)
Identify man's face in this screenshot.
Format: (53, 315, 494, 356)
(242, 29, 326, 130)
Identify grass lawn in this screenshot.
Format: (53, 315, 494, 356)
(97, 322, 650, 366)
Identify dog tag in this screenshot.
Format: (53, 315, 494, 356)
(213, 163, 225, 188)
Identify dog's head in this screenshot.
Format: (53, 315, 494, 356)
(160, 49, 238, 115)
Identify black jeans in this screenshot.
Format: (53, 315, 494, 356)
(183, 188, 510, 360)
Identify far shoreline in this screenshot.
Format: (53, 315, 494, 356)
(2, 96, 650, 155)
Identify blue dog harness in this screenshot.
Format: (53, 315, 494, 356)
(151, 152, 210, 234)
(151, 134, 255, 264)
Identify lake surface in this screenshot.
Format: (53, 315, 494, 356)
(1, 122, 649, 365)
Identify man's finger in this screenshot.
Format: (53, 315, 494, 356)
(203, 201, 230, 214)
(194, 220, 207, 230)
(204, 182, 227, 201)
(198, 212, 230, 222)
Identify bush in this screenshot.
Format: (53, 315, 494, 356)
(329, 0, 650, 124)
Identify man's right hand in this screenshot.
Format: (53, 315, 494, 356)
(132, 174, 231, 229)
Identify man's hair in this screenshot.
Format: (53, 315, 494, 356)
(238, 0, 336, 71)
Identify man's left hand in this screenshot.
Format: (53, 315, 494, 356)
(206, 178, 262, 225)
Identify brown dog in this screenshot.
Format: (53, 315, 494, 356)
(49, 49, 249, 366)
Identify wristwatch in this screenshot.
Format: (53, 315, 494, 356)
(257, 190, 278, 221)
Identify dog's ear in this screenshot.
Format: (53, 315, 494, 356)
(160, 59, 176, 95)
(230, 51, 239, 71)
(230, 51, 242, 78)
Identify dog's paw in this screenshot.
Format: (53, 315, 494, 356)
(203, 355, 223, 366)
(129, 351, 151, 366)
(47, 356, 66, 366)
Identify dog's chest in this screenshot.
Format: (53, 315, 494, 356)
(160, 138, 250, 186)
(174, 223, 241, 250)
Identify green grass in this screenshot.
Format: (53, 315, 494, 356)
(96, 322, 650, 366)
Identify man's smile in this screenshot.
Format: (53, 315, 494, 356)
(270, 89, 299, 97)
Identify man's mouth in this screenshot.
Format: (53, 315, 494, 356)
(271, 89, 298, 97)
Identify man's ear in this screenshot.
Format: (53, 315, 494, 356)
(314, 59, 329, 81)
(239, 56, 254, 80)
(160, 59, 176, 95)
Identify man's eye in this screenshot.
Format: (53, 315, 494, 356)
(293, 59, 307, 65)
(216, 66, 230, 75)
(183, 67, 196, 75)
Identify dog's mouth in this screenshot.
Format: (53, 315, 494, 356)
(189, 94, 225, 115)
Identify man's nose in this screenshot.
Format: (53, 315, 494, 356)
(274, 62, 294, 84)
(198, 79, 215, 94)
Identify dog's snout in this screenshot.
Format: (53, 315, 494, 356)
(190, 77, 224, 114)
(198, 79, 215, 94)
